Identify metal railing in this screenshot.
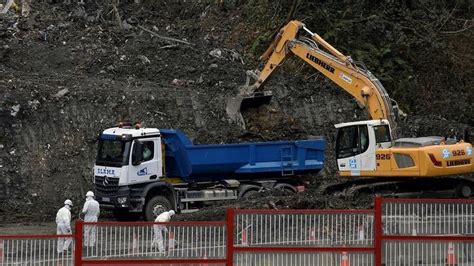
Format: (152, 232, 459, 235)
(0, 235, 75, 266)
(382, 198, 474, 236)
(234, 251, 374, 266)
(233, 209, 374, 246)
(382, 240, 474, 265)
(378, 198, 474, 266)
(82, 221, 227, 259)
(228, 208, 376, 266)
(1, 197, 474, 266)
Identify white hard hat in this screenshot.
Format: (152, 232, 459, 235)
(169, 210, 175, 216)
(86, 191, 94, 197)
(64, 199, 73, 206)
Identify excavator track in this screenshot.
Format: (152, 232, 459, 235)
(323, 176, 474, 199)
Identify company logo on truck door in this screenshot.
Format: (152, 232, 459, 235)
(137, 167, 148, 176)
(306, 53, 335, 74)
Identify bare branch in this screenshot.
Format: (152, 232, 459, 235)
(440, 24, 473, 34)
(137, 25, 195, 46)
(112, 0, 123, 30)
(0, 0, 15, 14)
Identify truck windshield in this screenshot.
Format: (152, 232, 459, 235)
(96, 140, 130, 167)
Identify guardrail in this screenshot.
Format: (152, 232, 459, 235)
(233, 209, 374, 246)
(1, 197, 474, 266)
(78, 220, 227, 265)
(229, 208, 376, 266)
(0, 234, 75, 265)
(378, 198, 474, 266)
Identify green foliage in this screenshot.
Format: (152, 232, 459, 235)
(250, 34, 269, 56)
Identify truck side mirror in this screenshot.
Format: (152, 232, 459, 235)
(132, 140, 144, 166)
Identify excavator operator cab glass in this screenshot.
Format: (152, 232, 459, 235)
(373, 125, 391, 143)
(336, 125, 369, 159)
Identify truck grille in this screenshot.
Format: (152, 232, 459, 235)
(95, 176, 119, 194)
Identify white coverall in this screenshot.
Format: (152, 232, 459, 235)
(56, 205, 72, 253)
(152, 211, 174, 252)
(82, 197, 100, 247)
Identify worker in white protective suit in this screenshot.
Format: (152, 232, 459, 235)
(152, 210, 175, 253)
(81, 191, 100, 247)
(56, 199, 73, 254)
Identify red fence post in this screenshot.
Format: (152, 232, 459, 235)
(226, 208, 235, 266)
(374, 196, 383, 266)
(75, 220, 83, 266)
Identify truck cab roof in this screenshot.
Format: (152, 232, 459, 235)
(102, 127, 160, 138)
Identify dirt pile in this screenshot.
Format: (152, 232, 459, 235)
(0, 1, 472, 223)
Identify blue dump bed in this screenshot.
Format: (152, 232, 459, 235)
(160, 129, 325, 183)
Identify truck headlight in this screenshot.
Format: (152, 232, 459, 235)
(117, 197, 127, 204)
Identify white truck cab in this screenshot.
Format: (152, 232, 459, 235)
(94, 125, 163, 187)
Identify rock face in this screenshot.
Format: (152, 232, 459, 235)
(0, 2, 472, 222)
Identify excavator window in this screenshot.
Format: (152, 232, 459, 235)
(374, 125, 391, 143)
(336, 125, 358, 159)
(360, 126, 369, 153)
(336, 125, 369, 159)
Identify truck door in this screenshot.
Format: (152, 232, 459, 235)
(336, 125, 374, 176)
(129, 138, 162, 184)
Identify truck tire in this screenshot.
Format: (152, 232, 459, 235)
(274, 183, 296, 193)
(455, 184, 472, 198)
(113, 209, 141, 221)
(241, 189, 258, 199)
(144, 196, 172, 221)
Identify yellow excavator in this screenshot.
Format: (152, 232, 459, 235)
(226, 20, 474, 197)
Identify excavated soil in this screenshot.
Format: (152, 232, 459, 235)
(0, 1, 472, 223)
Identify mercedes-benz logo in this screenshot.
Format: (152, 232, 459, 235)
(103, 176, 109, 186)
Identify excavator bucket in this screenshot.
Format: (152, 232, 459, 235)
(240, 91, 273, 110)
(226, 71, 273, 128)
(226, 90, 272, 129)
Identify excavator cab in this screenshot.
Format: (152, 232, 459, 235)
(335, 120, 392, 176)
(335, 120, 474, 178)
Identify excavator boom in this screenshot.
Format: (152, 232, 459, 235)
(228, 21, 399, 136)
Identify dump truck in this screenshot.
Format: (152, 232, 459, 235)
(93, 122, 325, 221)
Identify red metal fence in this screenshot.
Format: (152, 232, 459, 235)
(1, 197, 473, 265)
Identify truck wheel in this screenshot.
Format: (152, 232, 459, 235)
(455, 184, 472, 198)
(274, 183, 296, 193)
(241, 189, 258, 199)
(144, 196, 172, 221)
(113, 210, 141, 221)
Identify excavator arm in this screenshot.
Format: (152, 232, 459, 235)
(228, 20, 400, 138)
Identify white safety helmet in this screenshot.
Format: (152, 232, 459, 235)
(169, 210, 175, 216)
(64, 199, 73, 206)
(86, 191, 94, 197)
